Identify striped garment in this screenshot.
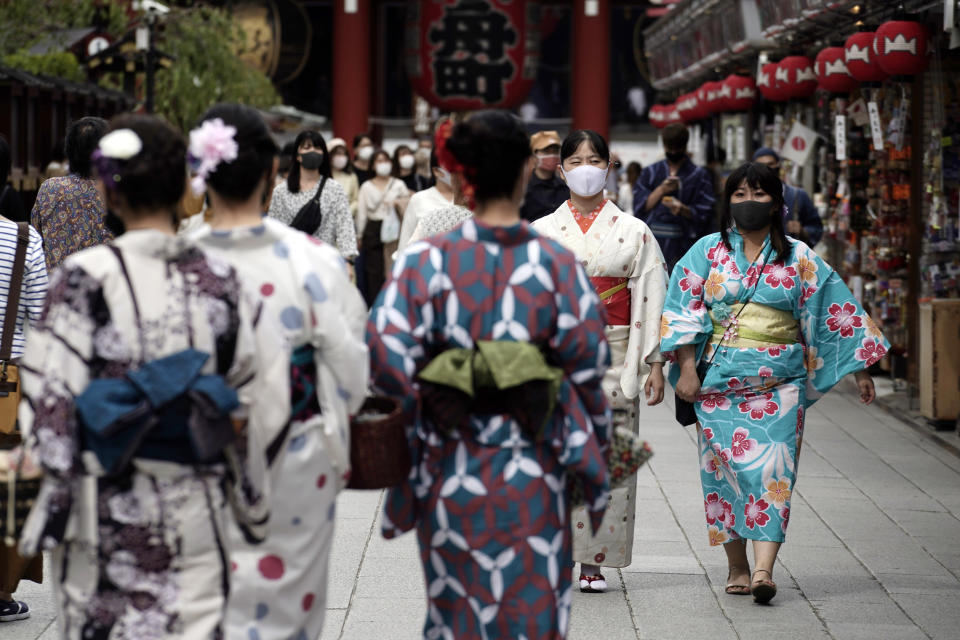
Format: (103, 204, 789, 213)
(0, 219, 48, 358)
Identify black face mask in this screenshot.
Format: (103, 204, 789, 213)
(665, 150, 686, 164)
(730, 200, 775, 231)
(300, 151, 324, 171)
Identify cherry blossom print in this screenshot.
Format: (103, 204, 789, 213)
(738, 393, 779, 420)
(708, 525, 729, 546)
(763, 263, 797, 289)
(704, 271, 728, 301)
(796, 406, 805, 439)
(780, 507, 790, 533)
(763, 477, 792, 509)
(699, 393, 732, 413)
(796, 254, 818, 284)
(800, 284, 818, 305)
(678, 267, 705, 297)
(826, 302, 863, 337)
(660, 313, 673, 339)
(758, 366, 774, 377)
(804, 346, 824, 379)
(707, 242, 731, 267)
(718, 499, 735, 529)
(855, 338, 888, 365)
(757, 344, 787, 357)
(727, 377, 750, 397)
(742, 264, 761, 288)
(704, 492, 724, 525)
(701, 426, 715, 440)
(864, 314, 884, 340)
(701, 444, 732, 480)
(744, 495, 771, 529)
(688, 299, 705, 312)
(729, 427, 759, 461)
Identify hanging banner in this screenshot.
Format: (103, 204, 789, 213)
(835, 114, 847, 162)
(405, 0, 540, 110)
(772, 114, 784, 150)
(735, 125, 746, 165)
(868, 101, 885, 151)
(780, 120, 817, 166)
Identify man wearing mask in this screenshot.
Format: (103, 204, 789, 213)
(752, 147, 823, 247)
(633, 123, 715, 272)
(520, 130, 570, 222)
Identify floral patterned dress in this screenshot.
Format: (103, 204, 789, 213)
(367, 219, 611, 640)
(18, 231, 288, 640)
(194, 219, 369, 640)
(660, 230, 889, 545)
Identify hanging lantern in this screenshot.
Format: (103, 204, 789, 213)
(815, 47, 859, 93)
(663, 103, 682, 126)
(676, 92, 705, 123)
(757, 62, 788, 102)
(649, 104, 667, 128)
(778, 55, 818, 99)
(721, 74, 757, 112)
(405, 0, 541, 110)
(702, 81, 724, 115)
(844, 31, 888, 82)
(874, 20, 930, 76)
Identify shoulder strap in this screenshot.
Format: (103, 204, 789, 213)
(1, 222, 31, 360)
(289, 176, 328, 236)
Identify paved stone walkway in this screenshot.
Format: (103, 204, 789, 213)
(10, 380, 960, 639)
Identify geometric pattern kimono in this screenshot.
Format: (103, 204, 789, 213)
(533, 200, 667, 568)
(18, 230, 286, 640)
(660, 230, 890, 545)
(194, 218, 369, 640)
(367, 219, 612, 639)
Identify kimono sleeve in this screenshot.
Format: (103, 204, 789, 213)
(632, 166, 659, 219)
(795, 246, 890, 406)
(687, 168, 717, 236)
(623, 233, 668, 396)
(18, 264, 98, 552)
(659, 238, 713, 358)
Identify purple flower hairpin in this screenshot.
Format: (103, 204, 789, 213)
(187, 118, 238, 195)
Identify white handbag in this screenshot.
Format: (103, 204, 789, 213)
(380, 208, 401, 244)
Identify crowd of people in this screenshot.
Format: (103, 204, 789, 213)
(0, 106, 886, 639)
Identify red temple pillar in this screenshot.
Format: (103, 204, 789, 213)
(332, 0, 371, 149)
(571, 0, 610, 139)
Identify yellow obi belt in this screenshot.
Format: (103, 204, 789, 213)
(709, 302, 799, 349)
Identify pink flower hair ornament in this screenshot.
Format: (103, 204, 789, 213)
(188, 118, 239, 195)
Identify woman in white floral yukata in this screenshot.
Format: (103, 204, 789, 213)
(190, 103, 369, 640)
(532, 129, 667, 593)
(660, 162, 888, 604)
(18, 114, 288, 639)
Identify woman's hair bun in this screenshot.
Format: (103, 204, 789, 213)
(197, 103, 278, 203)
(444, 110, 531, 204)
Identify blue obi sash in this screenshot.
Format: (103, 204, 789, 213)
(75, 349, 239, 475)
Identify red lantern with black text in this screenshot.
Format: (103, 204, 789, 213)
(778, 55, 817, 99)
(815, 47, 859, 93)
(874, 20, 930, 76)
(757, 62, 788, 102)
(721, 74, 757, 111)
(405, 0, 540, 110)
(844, 31, 888, 82)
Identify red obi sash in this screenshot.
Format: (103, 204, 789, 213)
(590, 276, 631, 326)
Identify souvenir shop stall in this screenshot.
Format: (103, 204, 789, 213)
(645, 0, 960, 425)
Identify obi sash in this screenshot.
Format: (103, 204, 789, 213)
(709, 302, 800, 349)
(75, 349, 239, 476)
(591, 276, 631, 326)
(648, 222, 685, 239)
(417, 341, 563, 438)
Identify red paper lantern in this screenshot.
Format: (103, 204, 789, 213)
(721, 74, 757, 112)
(702, 81, 724, 115)
(778, 55, 817, 99)
(663, 103, 682, 126)
(676, 92, 706, 123)
(815, 47, 859, 93)
(405, 1, 539, 110)
(649, 104, 667, 128)
(844, 31, 888, 82)
(874, 20, 930, 76)
(757, 62, 788, 102)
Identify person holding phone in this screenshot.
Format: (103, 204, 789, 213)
(633, 123, 715, 273)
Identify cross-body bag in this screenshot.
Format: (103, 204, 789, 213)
(675, 240, 769, 426)
(0, 222, 30, 434)
(290, 176, 328, 235)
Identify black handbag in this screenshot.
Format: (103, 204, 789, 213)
(290, 176, 328, 235)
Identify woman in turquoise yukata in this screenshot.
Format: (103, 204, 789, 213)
(367, 110, 612, 639)
(660, 162, 889, 604)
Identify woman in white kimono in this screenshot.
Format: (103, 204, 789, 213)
(188, 104, 369, 640)
(18, 114, 288, 639)
(532, 130, 668, 592)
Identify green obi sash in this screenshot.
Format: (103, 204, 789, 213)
(709, 302, 800, 349)
(418, 341, 564, 436)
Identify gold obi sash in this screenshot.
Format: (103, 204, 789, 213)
(709, 303, 800, 349)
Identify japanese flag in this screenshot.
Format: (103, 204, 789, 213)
(779, 121, 817, 166)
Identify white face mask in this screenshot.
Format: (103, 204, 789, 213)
(375, 162, 393, 177)
(332, 155, 348, 170)
(561, 164, 609, 197)
(399, 155, 415, 170)
(357, 146, 374, 161)
(434, 167, 452, 187)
